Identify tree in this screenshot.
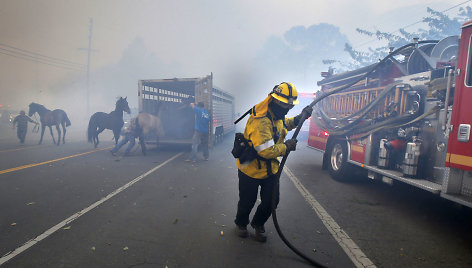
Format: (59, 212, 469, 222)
(330, 6, 472, 71)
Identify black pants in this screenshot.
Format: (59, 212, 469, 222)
(17, 128, 27, 143)
(235, 169, 279, 227)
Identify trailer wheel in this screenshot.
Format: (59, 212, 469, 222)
(328, 141, 351, 181)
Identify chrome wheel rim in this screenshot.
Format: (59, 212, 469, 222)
(330, 144, 343, 171)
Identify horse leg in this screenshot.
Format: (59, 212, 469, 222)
(94, 134, 99, 148)
(48, 126, 56, 144)
(95, 127, 105, 148)
(55, 124, 61, 146)
(91, 127, 98, 148)
(62, 123, 66, 144)
(113, 129, 120, 144)
(139, 135, 147, 155)
(39, 125, 46, 144)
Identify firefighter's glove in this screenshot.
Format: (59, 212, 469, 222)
(284, 139, 298, 152)
(294, 106, 313, 126)
(302, 105, 313, 116)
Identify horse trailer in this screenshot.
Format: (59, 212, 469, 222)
(137, 73, 235, 147)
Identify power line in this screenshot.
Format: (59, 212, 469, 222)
(353, 0, 472, 49)
(0, 49, 85, 71)
(0, 47, 85, 70)
(0, 43, 86, 67)
(0, 44, 86, 71)
(397, 0, 471, 30)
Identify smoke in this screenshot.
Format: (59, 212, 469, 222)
(41, 37, 180, 128)
(255, 23, 350, 89)
(223, 23, 351, 116)
(20, 22, 351, 138)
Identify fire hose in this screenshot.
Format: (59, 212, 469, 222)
(316, 83, 410, 133)
(269, 40, 440, 267)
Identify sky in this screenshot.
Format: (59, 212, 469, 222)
(0, 0, 468, 124)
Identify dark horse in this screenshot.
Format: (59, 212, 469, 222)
(28, 102, 71, 145)
(87, 97, 130, 148)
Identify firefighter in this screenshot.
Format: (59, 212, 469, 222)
(12, 110, 38, 144)
(234, 82, 313, 242)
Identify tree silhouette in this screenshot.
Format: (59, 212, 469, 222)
(327, 6, 472, 71)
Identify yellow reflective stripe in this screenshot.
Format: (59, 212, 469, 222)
(255, 140, 274, 152)
(309, 135, 327, 143)
(351, 145, 364, 153)
(448, 153, 472, 167)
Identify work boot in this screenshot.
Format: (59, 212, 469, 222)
(251, 223, 267, 243)
(235, 225, 248, 238)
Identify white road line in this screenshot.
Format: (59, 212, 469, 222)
(0, 152, 183, 265)
(283, 166, 376, 268)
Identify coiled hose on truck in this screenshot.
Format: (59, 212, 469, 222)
(271, 40, 439, 267)
(316, 82, 409, 134)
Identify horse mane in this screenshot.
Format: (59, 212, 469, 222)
(30, 102, 48, 112)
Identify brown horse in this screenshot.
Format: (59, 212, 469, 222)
(135, 112, 164, 146)
(28, 102, 71, 145)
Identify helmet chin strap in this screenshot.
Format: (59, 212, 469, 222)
(268, 101, 289, 120)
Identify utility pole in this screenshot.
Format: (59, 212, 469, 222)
(86, 18, 93, 118)
(79, 18, 95, 118)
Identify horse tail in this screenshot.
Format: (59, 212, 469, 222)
(87, 115, 96, 143)
(63, 112, 71, 127)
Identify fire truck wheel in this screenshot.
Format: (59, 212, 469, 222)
(328, 141, 351, 181)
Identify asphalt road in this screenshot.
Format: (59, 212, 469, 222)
(0, 126, 471, 268)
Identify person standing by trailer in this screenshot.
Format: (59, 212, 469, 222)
(186, 102, 210, 162)
(233, 82, 312, 242)
(12, 110, 38, 144)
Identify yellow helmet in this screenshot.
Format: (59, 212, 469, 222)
(270, 82, 299, 105)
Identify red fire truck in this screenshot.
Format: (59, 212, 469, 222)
(308, 21, 472, 208)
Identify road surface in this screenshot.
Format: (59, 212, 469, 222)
(0, 127, 471, 267)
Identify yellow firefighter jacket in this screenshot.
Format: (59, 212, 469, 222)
(237, 96, 297, 179)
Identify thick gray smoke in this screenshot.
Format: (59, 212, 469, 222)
(16, 23, 350, 138)
(221, 23, 350, 117)
(42, 38, 181, 130)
